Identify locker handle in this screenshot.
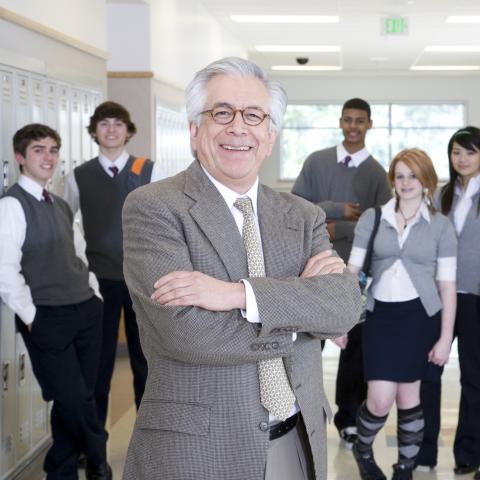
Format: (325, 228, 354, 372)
(2, 361, 9, 391)
(19, 353, 25, 382)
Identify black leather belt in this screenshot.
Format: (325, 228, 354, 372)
(269, 412, 300, 441)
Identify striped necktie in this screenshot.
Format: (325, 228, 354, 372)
(42, 189, 53, 204)
(109, 165, 119, 177)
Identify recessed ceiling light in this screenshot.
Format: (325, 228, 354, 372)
(231, 15, 339, 24)
(425, 45, 480, 52)
(445, 16, 480, 23)
(255, 45, 340, 52)
(369, 56, 389, 62)
(411, 65, 480, 71)
(271, 65, 342, 71)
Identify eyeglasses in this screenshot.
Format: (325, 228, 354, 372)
(201, 106, 270, 126)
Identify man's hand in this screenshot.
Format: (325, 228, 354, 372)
(301, 250, 346, 278)
(27, 324, 32, 333)
(151, 271, 246, 311)
(331, 334, 348, 349)
(343, 202, 361, 221)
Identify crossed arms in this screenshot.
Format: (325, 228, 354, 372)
(122, 186, 361, 366)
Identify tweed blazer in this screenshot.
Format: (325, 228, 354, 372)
(122, 160, 361, 480)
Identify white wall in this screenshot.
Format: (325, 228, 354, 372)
(106, 2, 150, 71)
(260, 73, 480, 189)
(0, 0, 107, 51)
(149, 0, 245, 88)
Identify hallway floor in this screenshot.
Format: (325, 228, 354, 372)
(102, 342, 463, 479)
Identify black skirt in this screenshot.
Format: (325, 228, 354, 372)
(363, 298, 441, 382)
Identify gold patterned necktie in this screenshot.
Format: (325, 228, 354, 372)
(234, 196, 296, 421)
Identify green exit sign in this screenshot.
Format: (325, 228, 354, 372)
(381, 16, 409, 35)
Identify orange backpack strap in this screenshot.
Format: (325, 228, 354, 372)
(130, 157, 147, 176)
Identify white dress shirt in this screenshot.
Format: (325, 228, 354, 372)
(0, 175, 101, 325)
(336, 143, 370, 168)
(349, 198, 456, 302)
(63, 150, 166, 214)
(453, 174, 480, 235)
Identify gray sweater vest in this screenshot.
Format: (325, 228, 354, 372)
(5, 184, 92, 306)
(292, 146, 391, 261)
(74, 156, 152, 280)
(447, 192, 480, 295)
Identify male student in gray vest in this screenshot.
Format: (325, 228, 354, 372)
(0, 124, 111, 479)
(64, 101, 164, 428)
(292, 98, 391, 449)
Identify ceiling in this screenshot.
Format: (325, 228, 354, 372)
(199, 0, 480, 75)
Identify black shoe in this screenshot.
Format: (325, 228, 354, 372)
(340, 427, 358, 450)
(391, 463, 413, 480)
(474, 469, 480, 480)
(78, 453, 87, 469)
(86, 461, 112, 480)
(454, 464, 479, 475)
(352, 444, 387, 480)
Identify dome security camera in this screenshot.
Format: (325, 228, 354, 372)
(296, 57, 309, 65)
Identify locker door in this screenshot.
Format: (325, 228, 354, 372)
(29, 354, 47, 449)
(0, 303, 17, 475)
(0, 70, 16, 195)
(45, 82, 57, 130)
(14, 73, 30, 130)
(56, 84, 71, 194)
(70, 90, 81, 171)
(81, 91, 94, 163)
(30, 77, 45, 124)
(14, 333, 31, 462)
(46, 82, 63, 195)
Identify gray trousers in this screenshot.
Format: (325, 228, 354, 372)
(265, 417, 315, 480)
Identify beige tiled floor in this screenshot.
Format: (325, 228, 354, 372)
(106, 343, 463, 479)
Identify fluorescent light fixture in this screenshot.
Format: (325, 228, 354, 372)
(411, 65, 480, 71)
(231, 15, 339, 23)
(255, 45, 340, 52)
(272, 65, 342, 71)
(425, 45, 480, 52)
(446, 16, 480, 23)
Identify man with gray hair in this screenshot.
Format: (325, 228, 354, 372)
(122, 56, 361, 480)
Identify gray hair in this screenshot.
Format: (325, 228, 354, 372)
(185, 57, 287, 132)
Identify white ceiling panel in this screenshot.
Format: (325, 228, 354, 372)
(199, 0, 480, 75)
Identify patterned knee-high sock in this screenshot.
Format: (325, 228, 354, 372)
(397, 405, 424, 468)
(356, 401, 389, 457)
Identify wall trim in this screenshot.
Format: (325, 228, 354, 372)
(108, 71, 154, 78)
(0, 7, 109, 60)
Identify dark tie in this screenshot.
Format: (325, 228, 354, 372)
(344, 155, 352, 167)
(234, 196, 296, 421)
(109, 166, 119, 177)
(42, 189, 53, 204)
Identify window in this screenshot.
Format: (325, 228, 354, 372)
(280, 103, 465, 181)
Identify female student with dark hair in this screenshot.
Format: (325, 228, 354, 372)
(439, 126, 480, 478)
(347, 148, 457, 480)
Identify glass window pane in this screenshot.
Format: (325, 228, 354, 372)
(280, 128, 342, 180)
(280, 103, 464, 182)
(391, 104, 464, 128)
(390, 128, 457, 180)
(283, 104, 341, 128)
(370, 105, 389, 128)
(365, 128, 390, 169)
